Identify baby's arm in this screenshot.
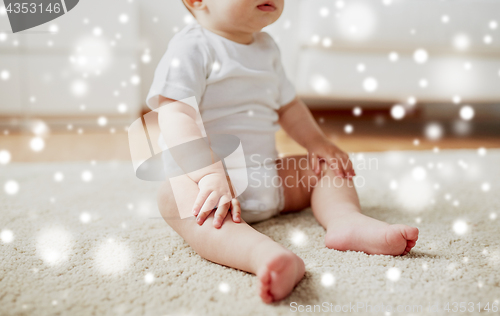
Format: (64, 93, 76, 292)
(158, 96, 241, 228)
(277, 97, 355, 178)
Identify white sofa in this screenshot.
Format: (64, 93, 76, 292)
(266, 0, 500, 109)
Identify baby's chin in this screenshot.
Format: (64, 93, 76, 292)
(210, 11, 281, 33)
(244, 15, 281, 31)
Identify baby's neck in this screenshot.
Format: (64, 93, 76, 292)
(197, 20, 255, 45)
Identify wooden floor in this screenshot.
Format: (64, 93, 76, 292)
(276, 130, 500, 155)
(1, 127, 499, 162)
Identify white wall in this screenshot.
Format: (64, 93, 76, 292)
(138, 0, 189, 111)
(1, 0, 499, 125)
(293, 0, 500, 105)
(0, 0, 141, 122)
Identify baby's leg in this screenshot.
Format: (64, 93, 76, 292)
(157, 180, 305, 303)
(278, 155, 419, 256)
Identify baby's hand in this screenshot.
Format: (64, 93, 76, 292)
(192, 173, 242, 228)
(308, 138, 356, 178)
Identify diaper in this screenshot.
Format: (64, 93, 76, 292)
(237, 163, 285, 224)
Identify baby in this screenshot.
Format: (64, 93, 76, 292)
(149, 0, 419, 303)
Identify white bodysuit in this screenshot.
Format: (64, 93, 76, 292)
(146, 22, 296, 223)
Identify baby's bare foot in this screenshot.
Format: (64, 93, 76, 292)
(257, 252, 305, 304)
(325, 212, 419, 256)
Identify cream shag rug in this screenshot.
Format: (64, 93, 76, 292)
(1, 149, 499, 316)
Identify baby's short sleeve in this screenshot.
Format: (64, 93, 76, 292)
(146, 33, 211, 110)
(271, 40, 296, 107)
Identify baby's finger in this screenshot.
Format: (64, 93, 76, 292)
(334, 165, 345, 178)
(339, 155, 352, 178)
(192, 189, 211, 216)
(335, 154, 348, 178)
(213, 202, 230, 229)
(231, 199, 241, 223)
(342, 157, 355, 179)
(326, 155, 343, 178)
(315, 157, 321, 175)
(309, 152, 316, 173)
(197, 192, 219, 225)
(336, 168, 345, 178)
(345, 158, 356, 178)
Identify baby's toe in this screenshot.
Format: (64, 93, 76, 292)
(257, 268, 273, 303)
(407, 239, 417, 248)
(260, 291, 273, 304)
(401, 245, 411, 256)
(404, 226, 419, 241)
(401, 230, 418, 255)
